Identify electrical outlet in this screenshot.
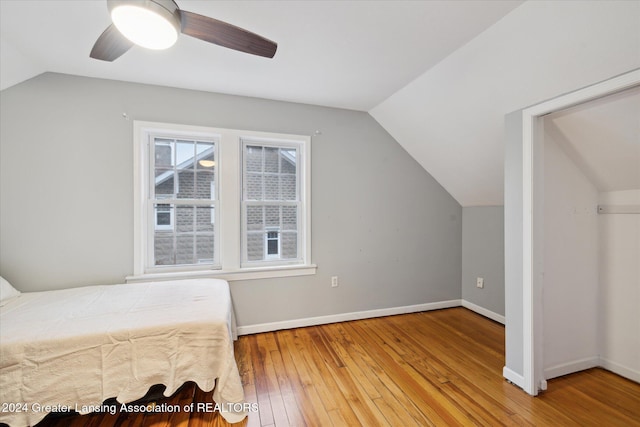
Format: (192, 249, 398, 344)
(331, 276, 339, 287)
(476, 277, 484, 289)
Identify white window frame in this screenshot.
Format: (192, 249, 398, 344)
(147, 132, 220, 271)
(129, 121, 316, 283)
(241, 139, 305, 268)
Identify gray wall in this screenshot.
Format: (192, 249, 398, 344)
(0, 73, 462, 327)
(462, 206, 504, 316)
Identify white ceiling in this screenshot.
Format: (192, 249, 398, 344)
(2, 1, 639, 207)
(0, 0, 522, 111)
(546, 86, 640, 192)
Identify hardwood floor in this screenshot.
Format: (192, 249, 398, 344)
(34, 307, 640, 426)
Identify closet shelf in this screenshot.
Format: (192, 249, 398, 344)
(597, 205, 640, 214)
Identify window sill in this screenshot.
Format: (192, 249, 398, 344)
(126, 264, 317, 284)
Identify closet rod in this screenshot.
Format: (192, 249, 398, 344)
(597, 205, 640, 214)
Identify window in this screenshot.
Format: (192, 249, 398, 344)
(132, 121, 314, 281)
(150, 136, 218, 268)
(242, 141, 302, 266)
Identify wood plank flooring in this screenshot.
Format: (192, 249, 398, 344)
(33, 307, 640, 426)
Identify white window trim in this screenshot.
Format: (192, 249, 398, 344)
(146, 132, 220, 270)
(129, 120, 315, 283)
(240, 139, 306, 268)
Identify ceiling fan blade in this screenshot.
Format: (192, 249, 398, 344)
(90, 24, 134, 61)
(179, 10, 277, 58)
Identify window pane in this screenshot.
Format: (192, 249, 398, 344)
(154, 139, 175, 196)
(196, 206, 214, 232)
(175, 234, 195, 265)
(244, 205, 298, 262)
(246, 146, 262, 172)
(155, 140, 173, 167)
(246, 173, 263, 200)
(176, 140, 195, 166)
(195, 172, 214, 199)
(176, 206, 194, 233)
(281, 232, 298, 259)
(264, 175, 279, 200)
(246, 206, 263, 231)
(265, 206, 280, 228)
(264, 147, 279, 173)
(196, 142, 215, 170)
(153, 204, 215, 267)
(282, 206, 297, 231)
(155, 174, 174, 197)
(154, 235, 174, 266)
(281, 175, 296, 200)
(281, 149, 296, 173)
(196, 234, 214, 263)
(176, 169, 195, 198)
(242, 146, 298, 203)
(247, 233, 264, 261)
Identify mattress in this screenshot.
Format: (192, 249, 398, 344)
(0, 278, 245, 426)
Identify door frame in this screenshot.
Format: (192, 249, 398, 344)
(519, 69, 640, 395)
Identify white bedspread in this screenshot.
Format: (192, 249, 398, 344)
(0, 279, 245, 426)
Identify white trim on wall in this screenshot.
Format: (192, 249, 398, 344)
(462, 300, 505, 324)
(600, 358, 640, 384)
(503, 366, 525, 387)
(543, 357, 600, 381)
(236, 299, 505, 335)
(519, 69, 640, 396)
(543, 357, 640, 384)
(237, 300, 461, 335)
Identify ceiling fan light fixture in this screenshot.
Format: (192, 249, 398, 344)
(92, 0, 277, 61)
(109, 1, 179, 50)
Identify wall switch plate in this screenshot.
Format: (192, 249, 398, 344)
(476, 277, 484, 288)
(331, 276, 339, 287)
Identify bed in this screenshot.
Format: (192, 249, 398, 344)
(0, 277, 246, 427)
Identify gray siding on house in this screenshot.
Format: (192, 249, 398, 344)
(154, 167, 216, 266)
(0, 72, 462, 327)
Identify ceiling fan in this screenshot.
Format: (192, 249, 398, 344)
(90, 0, 277, 61)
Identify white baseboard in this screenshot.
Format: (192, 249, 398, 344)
(236, 299, 462, 336)
(544, 357, 600, 380)
(503, 366, 525, 389)
(599, 357, 640, 383)
(461, 300, 505, 324)
(543, 357, 639, 384)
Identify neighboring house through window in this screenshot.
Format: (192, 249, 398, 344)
(154, 204, 173, 231)
(131, 121, 315, 282)
(242, 141, 301, 266)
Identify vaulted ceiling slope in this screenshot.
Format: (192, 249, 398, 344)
(371, 1, 640, 207)
(546, 87, 640, 193)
